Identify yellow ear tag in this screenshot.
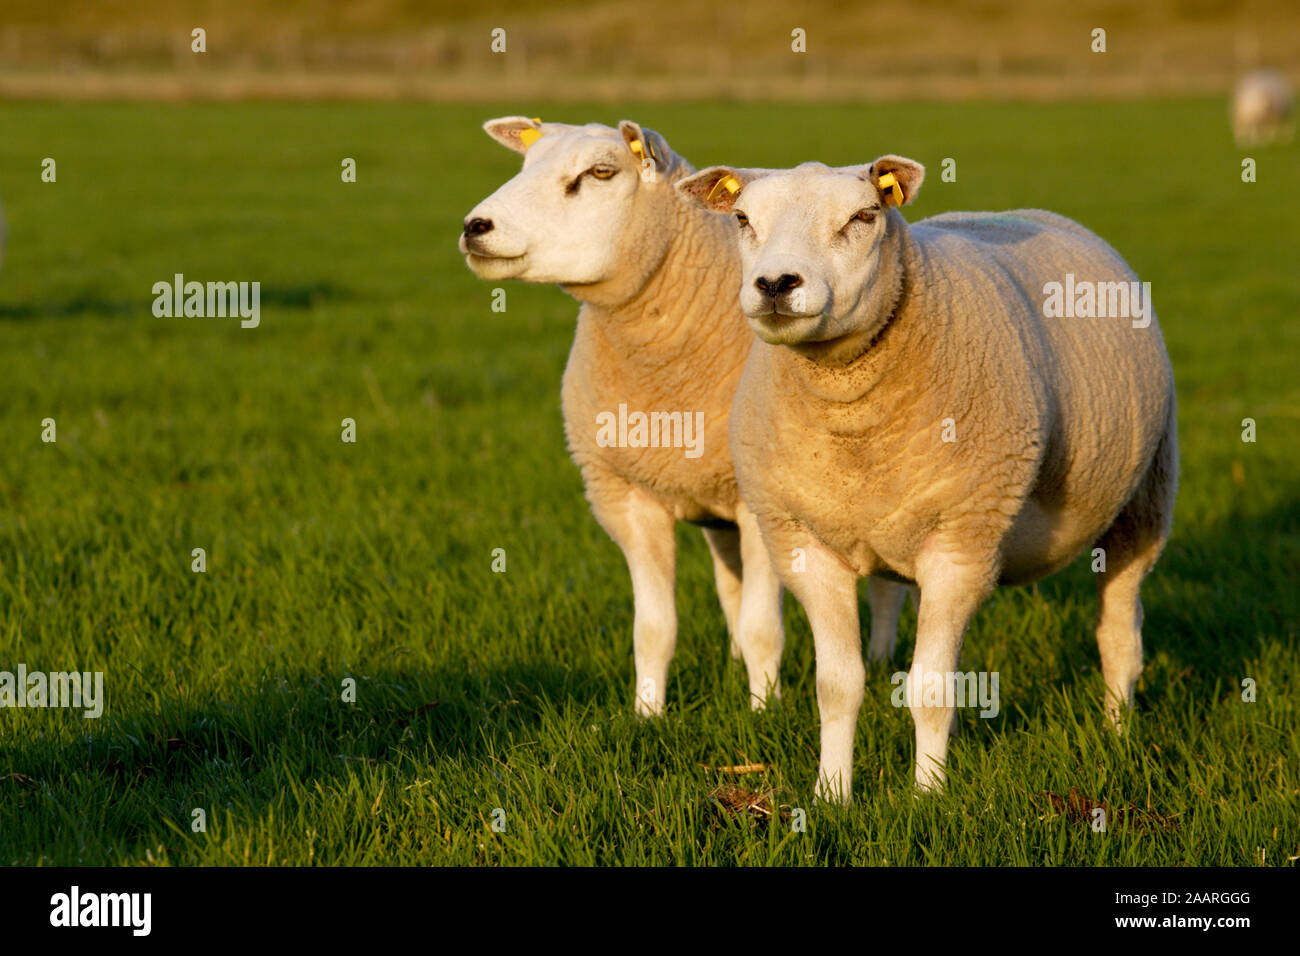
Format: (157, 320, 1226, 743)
(878, 172, 903, 206)
(519, 124, 543, 150)
(629, 138, 659, 166)
(706, 174, 741, 203)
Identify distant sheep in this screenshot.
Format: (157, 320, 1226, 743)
(1232, 69, 1294, 147)
(460, 118, 910, 714)
(679, 157, 1177, 802)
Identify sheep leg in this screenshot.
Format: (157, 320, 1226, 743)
(589, 481, 678, 717)
(781, 537, 862, 804)
(910, 546, 993, 792)
(701, 525, 744, 660)
(866, 576, 909, 663)
(1094, 418, 1176, 729)
(735, 504, 785, 708)
(1094, 556, 1149, 730)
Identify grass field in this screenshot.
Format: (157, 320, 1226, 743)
(0, 100, 1296, 866)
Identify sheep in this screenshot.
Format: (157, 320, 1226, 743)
(460, 118, 912, 715)
(677, 157, 1178, 803)
(1232, 69, 1294, 147)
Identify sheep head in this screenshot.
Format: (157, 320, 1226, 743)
(677, 157, 923, 347)
(459, 117, 680, 291)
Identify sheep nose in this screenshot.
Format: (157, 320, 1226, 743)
(463, 217, 494, 237)
(754, 273, 803, 297)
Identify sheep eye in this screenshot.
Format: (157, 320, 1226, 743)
(590, 165, 618, 180)
(735, 211, 750, 227)
(852, 209, 878, 225)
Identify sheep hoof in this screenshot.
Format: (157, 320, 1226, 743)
(633, 698, 664, 719)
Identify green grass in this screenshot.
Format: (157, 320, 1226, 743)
(0, 100, 1296, 866)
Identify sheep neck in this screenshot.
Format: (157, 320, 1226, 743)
(573, 197, 746, 370)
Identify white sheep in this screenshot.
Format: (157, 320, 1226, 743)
(678, 158, 1178, 802)
(1232, 69, 1294, 147)
(461, 118, 912, 714)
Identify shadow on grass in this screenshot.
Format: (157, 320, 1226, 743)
(3, 492, 1294, 861)
(856, 490, 1300, 738)
(1, 661, 605, 840)
(1040, 490, 1299, 691)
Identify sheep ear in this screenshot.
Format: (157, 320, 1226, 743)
(675, 166, 754, 213)
(483, 116, 545, 154)
(618, 120, 672, 174)
(865, 155, 925, 206)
